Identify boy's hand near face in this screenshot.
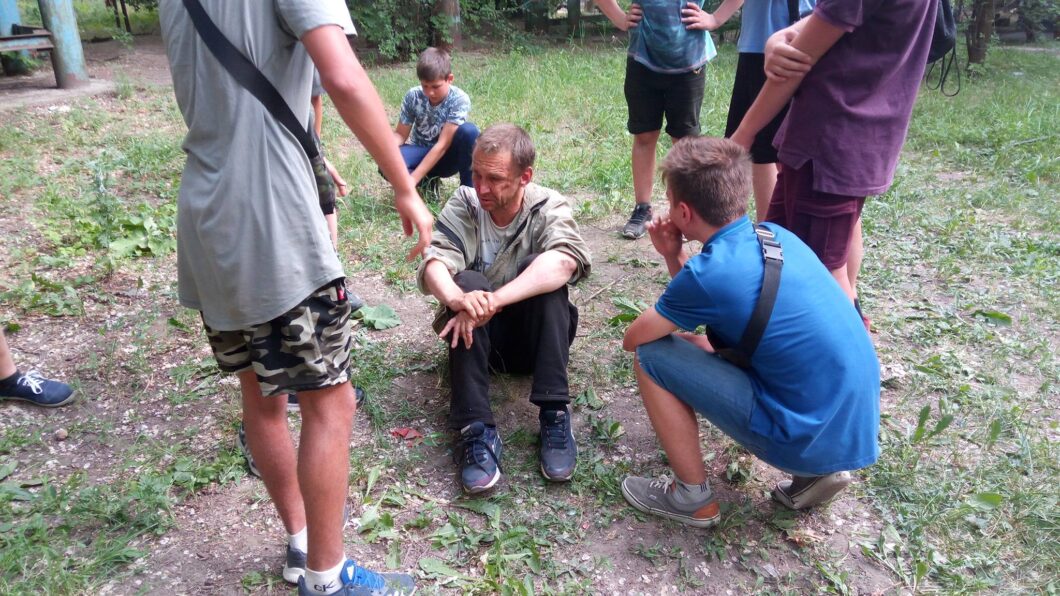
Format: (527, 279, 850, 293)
(647, 214, 683, 260)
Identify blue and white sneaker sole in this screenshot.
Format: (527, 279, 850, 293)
(463, 469, 501, 494)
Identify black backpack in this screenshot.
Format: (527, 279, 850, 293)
(926, 0, 960, 96)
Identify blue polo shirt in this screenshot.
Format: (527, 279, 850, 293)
(655, 216, 879, 474)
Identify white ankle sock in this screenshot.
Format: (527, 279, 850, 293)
(288, 527, 307, 552)
(304, 558, 346, 595)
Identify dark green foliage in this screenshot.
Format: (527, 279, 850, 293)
(347, 0, 520, 60)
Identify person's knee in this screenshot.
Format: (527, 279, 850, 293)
(633, 130, 661, 146)
(456, 122, 480, 143)
(298, 382, 355, 426)
(454, 270, 491, 292)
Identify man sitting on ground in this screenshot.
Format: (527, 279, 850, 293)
(621, 136, 879, 527)
(419, 124, 592, 493)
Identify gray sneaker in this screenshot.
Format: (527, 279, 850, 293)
(772, 471, 852, 510)
(283, 543, 308, 584)
(621, 475, 720, 528)
(236, 423, 260, 478)
(621, 203, 653, 239)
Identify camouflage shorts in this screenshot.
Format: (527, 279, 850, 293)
(202, 279, 353, 397)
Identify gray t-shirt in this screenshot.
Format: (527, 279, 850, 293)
(160, 0, 356, 329)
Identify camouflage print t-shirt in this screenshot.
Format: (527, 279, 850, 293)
(398, 84, 470, 147)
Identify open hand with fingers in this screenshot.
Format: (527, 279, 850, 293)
(439, 310, 479, 349)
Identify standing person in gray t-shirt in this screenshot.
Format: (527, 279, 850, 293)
(160, 1, 429, 594)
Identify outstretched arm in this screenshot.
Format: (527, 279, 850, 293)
(302, 25, 432, 260)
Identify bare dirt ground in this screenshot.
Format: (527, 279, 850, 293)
(0, 38, 900, 595)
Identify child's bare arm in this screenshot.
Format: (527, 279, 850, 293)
(595, 0, 642, 31)
(394, 122, 411, 145)
(730, 15, 845, 150)
(682, 0, 743, 31)
(303, 24, 432, 260)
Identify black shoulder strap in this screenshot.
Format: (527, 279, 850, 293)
(182, 0, 318, 160)
(787, 0, 801, 25)
(715, 225, 784, 369)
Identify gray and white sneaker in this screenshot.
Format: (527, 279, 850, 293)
(236, 423, 260, 478)
(283, 543, 308, 584)
(772, 471, 852, 510)
(622, 203, 653, 239)
(621, 474, 720, 528)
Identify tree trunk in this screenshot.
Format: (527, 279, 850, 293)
(966, 0, 995, 64)
(435, 0, 462, 51)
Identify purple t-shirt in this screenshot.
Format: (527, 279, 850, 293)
(774, 0, 937, 197)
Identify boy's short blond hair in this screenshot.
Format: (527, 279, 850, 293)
(416, 47, 452, 82)
(661, 136, 750, 228)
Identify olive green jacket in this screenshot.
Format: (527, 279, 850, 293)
(416, 183, 592, 331)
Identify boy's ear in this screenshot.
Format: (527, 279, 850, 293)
(446, 73, 455, 83)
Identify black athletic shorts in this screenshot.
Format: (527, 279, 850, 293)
(624, 57, 706, 138)
(724, 52, 789, 164)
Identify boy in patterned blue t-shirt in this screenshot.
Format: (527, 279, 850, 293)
(393, 47, 480, 188)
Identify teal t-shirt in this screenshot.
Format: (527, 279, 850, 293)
(655, 217, 880, 474)
(629, 0, 717, 73)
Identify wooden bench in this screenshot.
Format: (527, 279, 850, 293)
(0, 23, 53, 53)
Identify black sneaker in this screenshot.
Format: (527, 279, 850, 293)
(622, 203, 653, 239)
(539, 407, 577, 481)
(458, 422, 502, 493)
(286, 386, 366, 411)
(0, 370, 76, 407)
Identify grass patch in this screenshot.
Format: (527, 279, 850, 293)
(0, 39, 1056, 593)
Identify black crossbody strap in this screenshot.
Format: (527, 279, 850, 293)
(787, 0, 801, 25)
(182, 0, 318, 160)
(714, 224, 783, 369)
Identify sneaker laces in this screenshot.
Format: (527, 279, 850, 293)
(17, 371, 45, 395)
(542, 412, 571, 449)
(629, 204, 652, 224)
(343, 560, 385, 589)
(461, 430, 502, 474)
(649, 474, 675, 492)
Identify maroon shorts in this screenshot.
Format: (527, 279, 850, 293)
(765, 161, 865, 270)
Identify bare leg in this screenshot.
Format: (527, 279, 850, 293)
(632, 130, 661, 205)
(847, 217, 864, 298)
(0, 331, 16, 379)
(634, 356, 707, 485)
(751, 163, 779, 222)
(298, 381, 356, 570)
(829, 264, 856, 302)
(238, 370, 306, 535)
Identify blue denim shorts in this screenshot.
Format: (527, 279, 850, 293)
(636, 334, 813, 476)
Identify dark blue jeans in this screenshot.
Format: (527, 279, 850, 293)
(400, 122, 479, 187)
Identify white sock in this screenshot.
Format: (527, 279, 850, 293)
(304, 558, 346, 595)
(288, 527, 307, 553)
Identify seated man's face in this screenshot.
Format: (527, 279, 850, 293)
(472, 149, 526, 215)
